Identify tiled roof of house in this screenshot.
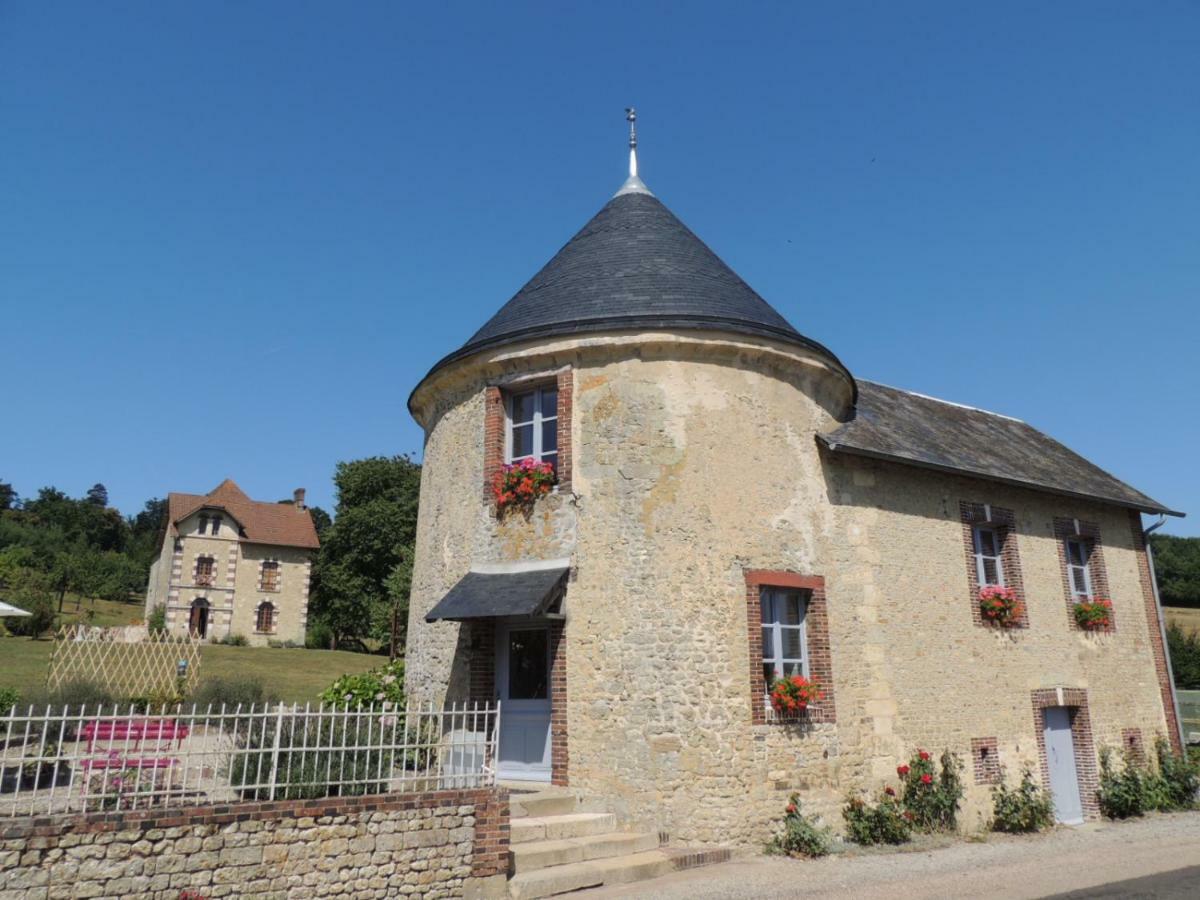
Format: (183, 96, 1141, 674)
(413, 187, 853, 397)
(819, 381, 1180, 516)
(168, 479, 320, 549)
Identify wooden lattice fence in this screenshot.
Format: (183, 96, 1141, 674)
(46, 625, 203, 698)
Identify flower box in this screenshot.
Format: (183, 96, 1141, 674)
(493, 459, 556, 515)
(979, 586, 1022, 627)
(769, 675, 823, 717)
(1073, 598, 1113, 631)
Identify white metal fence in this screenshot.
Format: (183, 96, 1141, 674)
(0, 701, 499, 818)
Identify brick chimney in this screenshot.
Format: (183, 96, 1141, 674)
(293, 488, 306, 510)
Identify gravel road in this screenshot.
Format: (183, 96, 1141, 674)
(581, 812, 1200, 899)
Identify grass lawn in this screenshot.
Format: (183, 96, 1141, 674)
(0, 636, 384, 705)
(1165, 606, 1200, 636)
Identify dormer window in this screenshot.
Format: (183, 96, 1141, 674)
(506, 384, 558, 473)
(210, 515, 221, 536)
(198, 514, 209, 535)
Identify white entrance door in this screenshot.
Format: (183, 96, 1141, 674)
(1044, 706, 1084, 824)
(496, 624, 552, 782)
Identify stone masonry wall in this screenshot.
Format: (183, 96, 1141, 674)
(405, 330, 1172, 848)
(0, 789, 509, 900)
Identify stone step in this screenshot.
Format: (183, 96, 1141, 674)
(511, 812, 617, 844)
(507, 849, 676, 900)
(510, 790, 578, 819)
(509, 831, 660, 874)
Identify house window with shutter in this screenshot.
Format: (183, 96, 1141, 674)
(261, 560, 281, 592)
(256, 602, 276, 634)
(195, 556, 215, 587)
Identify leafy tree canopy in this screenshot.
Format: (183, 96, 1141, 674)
(1151, 534, 1200, 608)
(309, 456, 421, 652)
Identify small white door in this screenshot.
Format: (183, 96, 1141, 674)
(496, 625, 552, 782)
(1044, 706, 1084, 824)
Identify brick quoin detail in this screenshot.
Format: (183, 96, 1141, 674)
(483, 386, 505, 502)
(971, 736, 1001, 785)
(1129, 508, 1183, 755)
(549, 620, 569, 786)
(468, 620, 496, 704)
(1031, 688, 1099, 819)
(1053, 517, 1114, 633)
(483, 369, 574, 503)
(744, 570, 836, 726)
(0, 788, 511, 879)
(961, 501, 1028, 629)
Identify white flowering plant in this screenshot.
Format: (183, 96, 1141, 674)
(319, 658, 406, 708)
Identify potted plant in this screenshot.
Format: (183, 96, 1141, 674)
(493, 458, 556, 515)
(1073, 598, 1112, 631)
(979, 586, 1022, 628)
(769, 674, 823, 717)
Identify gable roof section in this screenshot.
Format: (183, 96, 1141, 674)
(414, 189, 853, 400)
(168, 478, 320, 549)
(819, 381, 1181, 517)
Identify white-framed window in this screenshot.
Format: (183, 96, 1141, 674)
(973, 526, 1005, 587)
(761, 587, 808, 685)
(506, 383, 558, 472)
(1065, 539, 1093, 598)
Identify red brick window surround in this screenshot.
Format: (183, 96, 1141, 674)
(484, 369, 573, 504)
(744, 571, 836, 726)
(960, 501, 1028, 628)
(971, 737, 1001, 784)
(1053, 518, 1113, 633)
(1031, 688, 1099, 819)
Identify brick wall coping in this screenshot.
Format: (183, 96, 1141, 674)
(1, 786, 506, 841)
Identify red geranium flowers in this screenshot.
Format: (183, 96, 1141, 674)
(979, 586, 1022, 627)
(1074, 598, 1113, 631)
(493, 458, 556, 515)
(769, 674, 823, 717)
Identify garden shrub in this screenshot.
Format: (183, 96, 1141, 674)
(214, 633, 249, 647)
(1152, 737, 1199, 810)
(320, 658, 405, 707)
(146, 604, 166, 633)
(767, 794, 832, 858)
(843, 789, 912, 845)
(990, 768, 1055, 833)
(4, 591, 57, 637)
(190, 676, 276, 710)
(229, 710, 402, 800)
(305, 619, 333, 650)
(897, 748, 964, 832)
(1097, 746, 1151, 819)
(0, 687, 19, 713)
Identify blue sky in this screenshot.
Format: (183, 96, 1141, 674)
(1, 2, 1197, 534)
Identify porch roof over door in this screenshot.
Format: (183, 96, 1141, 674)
(424, 564, 569, 622)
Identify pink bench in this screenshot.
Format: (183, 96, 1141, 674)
(79, 756, 178, 772)
(81, 719, 190, 751)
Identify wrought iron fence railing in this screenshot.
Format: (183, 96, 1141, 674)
(0, 701, 499, 818)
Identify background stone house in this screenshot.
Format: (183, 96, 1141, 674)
(404, 154, 1183, 845)
(145, 479, 319, 646)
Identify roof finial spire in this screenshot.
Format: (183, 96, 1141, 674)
(626, 107, 638, 177)
(615, 107, 652, 197)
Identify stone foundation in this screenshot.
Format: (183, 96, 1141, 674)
(0, 788, 509, 900)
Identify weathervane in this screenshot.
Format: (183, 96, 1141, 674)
(625, 107, 638, 178)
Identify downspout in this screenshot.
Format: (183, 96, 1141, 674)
(1144, 514, 1187, 751)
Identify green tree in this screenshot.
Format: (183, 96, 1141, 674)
(0, 481, 16, 510)
(85, 483, 109, 507)
(309, 456, 421, 651)
(1151, 534, 1200, 608)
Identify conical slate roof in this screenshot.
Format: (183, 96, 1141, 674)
(418, 185, 852, 387)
